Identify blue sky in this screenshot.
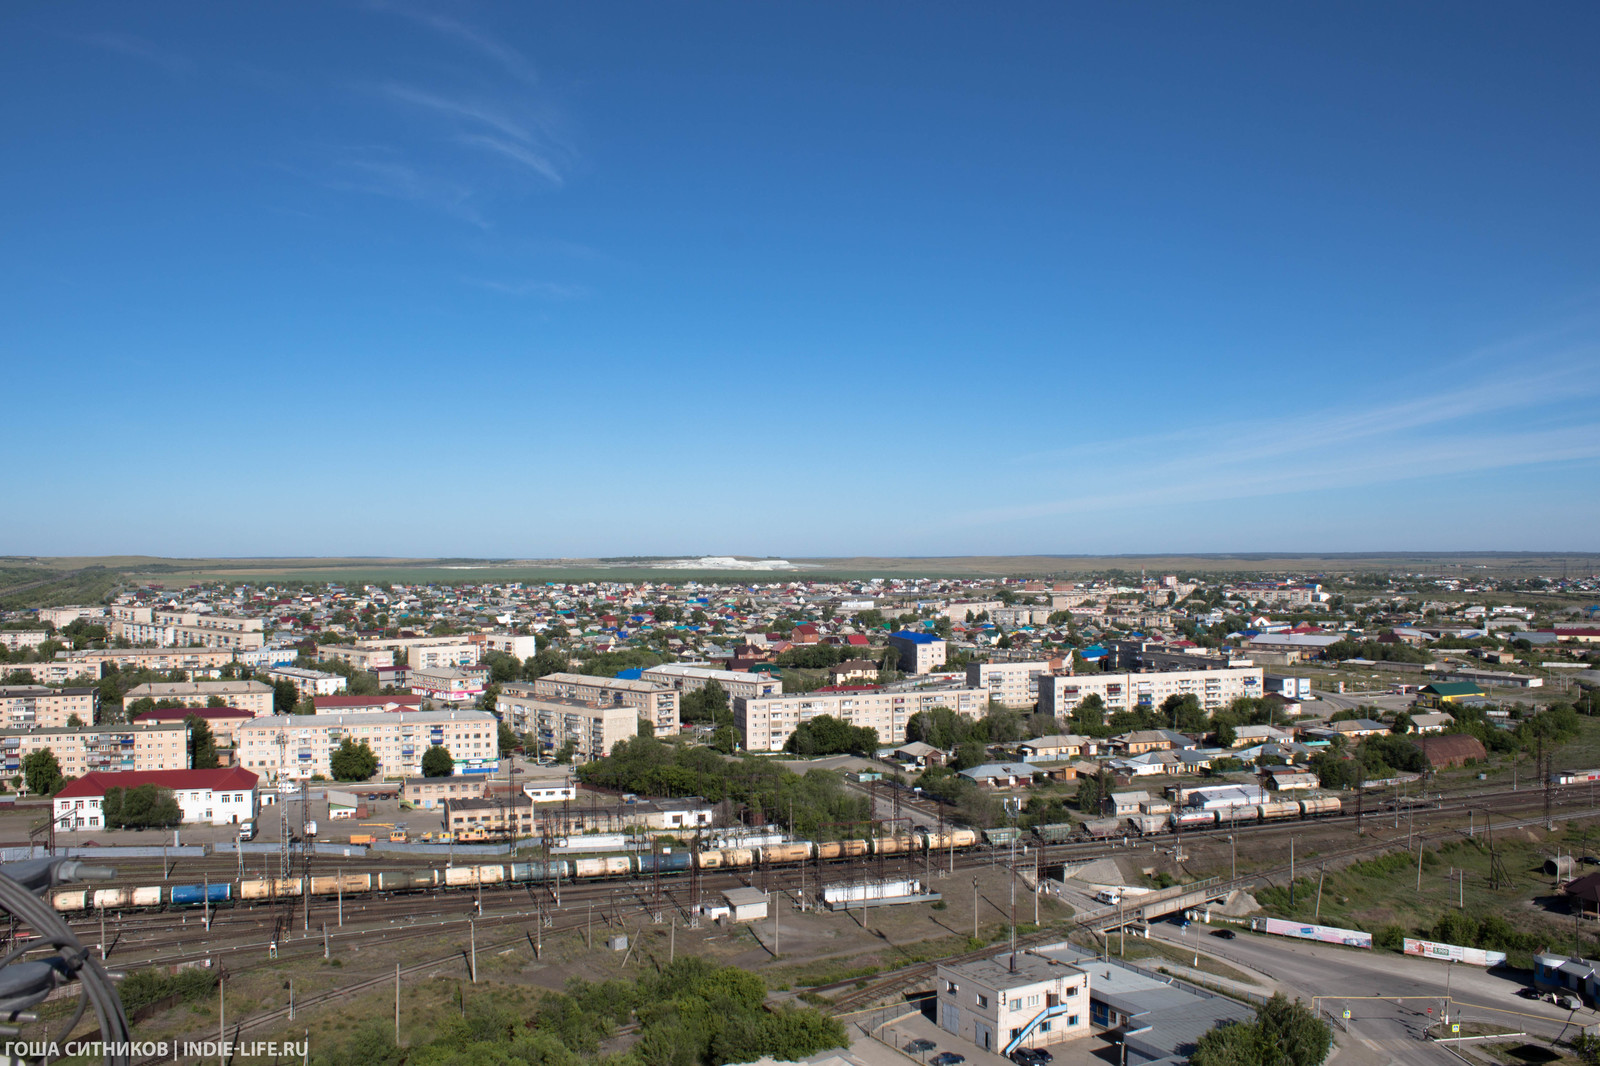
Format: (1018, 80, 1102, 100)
(4, 3, 1599, 558)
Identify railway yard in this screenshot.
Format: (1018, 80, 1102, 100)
(7, 765, 1600, 1063)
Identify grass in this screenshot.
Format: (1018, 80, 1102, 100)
(1100, 935, 1260, 985)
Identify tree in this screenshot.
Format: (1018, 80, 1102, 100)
(497, 719, 517, 753)
(24, 749, 62, 796)
(420, 745, 454, 778)
(710, 726, 738, 754)
(1392, 711, 1414, 734)
(1069, 694, 1108, 737)
(784, 715, 880, 757)
(187, 715, 220, 769)
(330, 739, 379, 781)
(102, 784, 181, 829)
(272, 679, 299, 716)
(206, 695, 227, 708)
(637, 718, 655, 738)
(66, 713, 85, 729)
(1190, 994, 1331, 1066)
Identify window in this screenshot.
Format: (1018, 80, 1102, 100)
(1067, 1016, 1078, 1027)
(976, 994, 988, 1008)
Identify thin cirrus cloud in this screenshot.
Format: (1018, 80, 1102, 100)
(960, 359, 1600, 527)
(370, 0, 541, 85)
(79, 32, 192, 76)
(465, 278, 588, 299)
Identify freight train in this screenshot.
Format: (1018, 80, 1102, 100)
(1077, 795, 1344, 840)
(48, 829, 981, 914)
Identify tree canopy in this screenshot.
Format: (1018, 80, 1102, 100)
(782, 715, 879, 757)
(329, 739, 379, 781)
(420, 745, 454, 778)
(187, 715, 220, 770)
(1190, 994, 1331, 1066)
(23, 749, 63, 796)
(102, 784, 182, 829)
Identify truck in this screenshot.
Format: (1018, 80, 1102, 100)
(304, 820, 318, 838)
(1095, 889, 1124, 905)
(237, 821, 256, 840)
(349, 834, 376, 846)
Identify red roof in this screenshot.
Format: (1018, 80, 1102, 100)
(845, 634, 869, 646)
(813, 685, 882, 694)
(134, 707, 254, 722)
(55, 768, 259, 798)
(315, 695, 422, 709)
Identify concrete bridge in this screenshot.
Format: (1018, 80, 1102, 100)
(1075, 876, 1242, 931)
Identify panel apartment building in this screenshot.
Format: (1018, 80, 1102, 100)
(111, 607, 266, 650)
(238, 709, 499, 782)
(522, 674, 680, 733)
(493, 690, 638, 761)
(354, 637, 480, 669)
(966, 661, 1058, 709)
(66, 647, 236, 676)
(1037, 666, 1263, 718)
(124, 680, 275, 717)
(0, 686, 99, 729)
(888, 631, 947, 675)
(736, 684, 989, 752)
(639, 664, 782, 703)
(3, 721, 189, 783)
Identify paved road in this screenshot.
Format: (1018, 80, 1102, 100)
(1149, 921, 1592, 1064)
(1308, 689, 1415, 716)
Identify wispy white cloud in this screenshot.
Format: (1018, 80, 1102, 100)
(957, 347, 1600, 527)
(370, 1, 540, 84)
(322, 152, 487, 227)
(369, 82, 574, 189)
(465, 278, 589, 299)
(80, 32, 191, 76)
(455, 133, 564, 186)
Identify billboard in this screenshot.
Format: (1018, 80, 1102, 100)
(1260, 918, 1372, 949)
(1403, 938, 1507, 967)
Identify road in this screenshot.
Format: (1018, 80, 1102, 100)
(1309, 689, 1415, 716)
(1148, 921, 1592, 1065)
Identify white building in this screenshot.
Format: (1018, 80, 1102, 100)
(966, 661, 1054, 708)
(640, 664, 783, 701)
(736, 684, 988, 752)
(1037, 667, 1263, 717)
(409, 666, 485, 703)
(481, 632, 537, 659)
(238, 710, 499, 782)
(53, 768, 260, 829)
(266, 666, 348, 699)
(936, 954, 1091, 1056)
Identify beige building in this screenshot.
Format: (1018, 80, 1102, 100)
(355, 637, 480, 669)
(1037, 666, 1263, 717)
(936, 954, 1090, 1056)
(131, 706, 253, 763)
(315, 644, 396, 670)
(112, 609, 265, 650)
(5, 659, 103, 684)
(266, 666, 347, 698)
(66, 647, 236, 675)
(3, 721, 189, 783)
(966, 661, 1056, 708)
(124, 680, 275, 717)
(522, 674, 680, 733)
(238, 710, 500, 782)
(401, 775, 488, 809)
(477, 632, 538, 659)
(0, 686, 99, 730)
(888, 632, 947, 674)
(38, 607, 106, 628)
(492, 691, 638, 761)
(735, 685, 988, 752)
(639, 664, 782, 702)
(938, 600, 1004, 622)
(0, 631, 50, 652)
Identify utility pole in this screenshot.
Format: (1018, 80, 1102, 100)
(1007, 797, 1020, 972)
(394, 964, 400, 1045)
(973, 878, 979, 940)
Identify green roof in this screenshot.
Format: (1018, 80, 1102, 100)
(1421, 682, 1485, 697)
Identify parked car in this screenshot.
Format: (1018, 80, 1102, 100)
(905, 1040, 936, 1054)
(930, 1054, 965, 1066)
(1009, 1049, 1052, 1066)
(1212, 928, 1237, 939)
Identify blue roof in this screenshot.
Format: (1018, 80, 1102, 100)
(890, 630, 939, 644)
(1080, 644, 1108, 659)
(614, 668, 645, 680)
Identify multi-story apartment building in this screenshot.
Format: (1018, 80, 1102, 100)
(888, 631, 947, 675)
(491, 692, 638, 761)
(65, 647, 236, 676)
(1036, 666, 1263, 718)
(131, 706, 254, 763)
(266, 666, 347, 699)
(935, 955, 1090, 1056)
(408, 666, 485, 703)
(735, 684, 988, 752)
(5, 659, 103, 684)
(524, 674, 680, 733)
(111, 608, 265, 650)
(965, 661, 1056, 709)
(124, 681, 275, 717)
(0, 686, 99, 729)
(938, 600, 1004, 623)
(0, 631, 50, 652)
(354, 637, 481, 669)
(37, 606, 106, 628)
(3, 721, 189, 783)
(639, 664, 782, 703)
(238, 710, 499, 782)
(314, 644, 395, 670)
(476, 632, 537, 659)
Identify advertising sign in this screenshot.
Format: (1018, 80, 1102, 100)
(1403, 938, 1507, 967)
(1261, 917, 1373, 949)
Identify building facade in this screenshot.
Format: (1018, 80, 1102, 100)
(523, 674, 680, 733)
(124, 680, 275, 717)
(888, 631, 947, 674)
(53, 768, 259, 828)
(936, 955, 1091, 1056)
(0, 686, 98, 729)
(266, 666, 348, 699)
(66, 648, 236, 676)
(966, 661, 1055, 709)
(5, 721, 189, 782)
(315, 644, 396, 670)
(735, 684, 988, 752)
(409, 666, 485, 703)
(1037, 667, 1263, 718)
(238, 710, 500, 782)
(639, 664, 783, 702)
(492, 691, 639, 761)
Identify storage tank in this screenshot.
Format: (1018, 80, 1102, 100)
(836, 839, 869, 858)
(1299, 796, 1342, 818)
(235, 879, 295, 901)
(377, 870, 436, 891)
(91, 888, 131, 910)
(756, 843, 811, 865)
(132, 886, 162, 908)
(51, 890, 88, 912)
(310, 874, 371, 896)
(443, 866, 481, 887)
(1170, 810, 1216, 829)
(950, 829, 978, 848)
(814, 842, 843, 861)
(1258, 801, 1300, 822)
(1127, 815, 1165, 836)
(720, 848, 755, 868)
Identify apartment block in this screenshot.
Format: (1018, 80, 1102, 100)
(238, 710, 500, 782)
(3, 721, 189, 782)
(5, 659, 103, 684)
(965, 661, 1055, 709)
(124, 680, 275, 717)
(938, 600, 1004, 623)
(888, 631, 947, 675)
(0, 686, 99, 729)
(409, 666, 485, 703)
(355, 637, 481, 669)
(401, 776, 488, 809)
(477, 632, 537, 659)
(0, 631, 50, 651)
(66, 648, 236, 675)
(112, 609, 265, 650)
(524, 674, 680, 733)
(936, 955, 1090, 1056)
(131, 706, 254, 761)
(1037, 666, 1263, 718)
(492, 691, 638, 761)
(37, 607, 106, 628)
(639, 664, 782, 702)
(315, 644, 396, 670)
(266, 666, 348, 698)
(735, 684, 988, 752)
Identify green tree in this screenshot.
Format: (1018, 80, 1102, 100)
(521, 649, 571, 683)
(66, 713, 85, 729)
(783, 715, 879, 757)
(329, 739, 379, 781)
(206, 694, 227, 708)
(102, 784, 182, 828)
(420, 745, 454, 778)
(1190, 994, 1331, 1066)
(272, 678, 299, 715)
(497, 719, 517, 753)
(186, 715, 220, 769)
(23, 749, 62, 796)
